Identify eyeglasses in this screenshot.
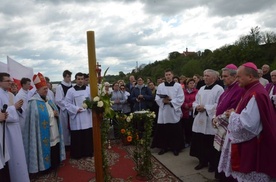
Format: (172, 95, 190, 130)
(120, 87, 125, 90)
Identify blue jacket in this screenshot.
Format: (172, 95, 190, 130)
(130, 85, 153, 111)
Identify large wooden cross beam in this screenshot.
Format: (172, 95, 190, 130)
(87, 31, 104, 182)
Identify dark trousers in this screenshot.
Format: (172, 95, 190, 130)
(190, 132, 217, 167)
(112, 111, 122, 139)
(71, 128, 93, 159)
(0, 162, 10, 182)
(50, 143, 60, 169)
(181, 116, 194, 144)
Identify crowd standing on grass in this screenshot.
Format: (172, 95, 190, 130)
(0, 62, 276, 182)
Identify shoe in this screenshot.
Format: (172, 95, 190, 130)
(173, 150, 179, 156)
(158, 149, 167, 155)
(194, 163, 208, 170)
(208, 166, 216, 173)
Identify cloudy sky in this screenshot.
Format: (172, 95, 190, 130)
(1, 0, 275, 81)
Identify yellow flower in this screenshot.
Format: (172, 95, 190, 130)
(93, 96, 100, 102)
(127, 136, 132, 142)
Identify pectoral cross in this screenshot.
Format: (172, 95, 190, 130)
(39, 103, 45, 112)
(42, 120, 48, 129)
(42, 137, 49, 146)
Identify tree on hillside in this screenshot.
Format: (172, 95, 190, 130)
(262, 31, 276, 44)
(118, 71, 125, 78)
(106, 27, 276, 83)
(168, 51, 181, 60)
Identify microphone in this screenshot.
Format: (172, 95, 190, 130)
(1, 104, 7, 113)
(1, 104, 7, 158)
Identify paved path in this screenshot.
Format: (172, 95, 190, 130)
(151, 147, 217, 182)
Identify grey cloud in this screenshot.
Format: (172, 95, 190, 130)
(11, 46, 74, 61)
(255, 8, 276, 29)
(213, 18, 238, 31)
(207, 0, 276, 17)
(0, 1, 35, 17)
(141, 0, 202, 16)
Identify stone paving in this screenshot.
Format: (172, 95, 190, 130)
(151, 147, 218, 182)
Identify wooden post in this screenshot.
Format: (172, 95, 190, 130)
(87, 31, 104, 182)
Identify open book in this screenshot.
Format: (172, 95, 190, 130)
(156, 94, 169, 98)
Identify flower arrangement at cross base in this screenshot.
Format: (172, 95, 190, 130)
(130, 110, 156, 180)
(115, 112, 135, 145)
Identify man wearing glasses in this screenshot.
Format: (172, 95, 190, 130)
(0, 72, 29, 182)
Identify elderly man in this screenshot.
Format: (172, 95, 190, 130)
(212, 64, 244, 180)
(190, 69, 224, 172)
(24, 72, 65, 173)
(265, 70, 276, 110)
(261, 64, 271, 82)
(218, 62, 276, 181)
(257, 69, 269, 87)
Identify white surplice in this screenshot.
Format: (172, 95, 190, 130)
(14, 88, 29, 132)
(0, 88, 29, 182)
(218, 97, 272, 182)
(192, 85, 224, 135)
(55, 81, 72, 145)
(65, 87, 92, 130)
(155, 82, 184, 124)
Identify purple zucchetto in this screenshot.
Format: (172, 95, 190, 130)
(225, 64, 237, 70)
(242, 62, 258, 71)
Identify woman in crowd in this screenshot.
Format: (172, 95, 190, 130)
(181, 78, 198, 147)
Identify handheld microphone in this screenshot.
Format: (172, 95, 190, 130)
(2, 104, 7, 158)
(1, 104, 8, 113)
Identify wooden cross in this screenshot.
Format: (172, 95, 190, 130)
(87, 31, 104, 181)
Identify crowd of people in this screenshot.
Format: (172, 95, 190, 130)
(0, 62, 276, 182)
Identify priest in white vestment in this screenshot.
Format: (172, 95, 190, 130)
(65, 72, 93, 159)
(23, 72, 65, 174)
(0, 72, 29, 182)
(14, 77, 31, 132)
(190, 69, 224, 172)
(55, 70, 73, 147)
(151, 69, 184, 156)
